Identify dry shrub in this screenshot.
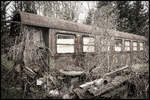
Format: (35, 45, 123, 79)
(82, 27, 113, 81)
(6, 25, 52, 98)
(127, 71, 149, 99)
(82, 2, 118, 81)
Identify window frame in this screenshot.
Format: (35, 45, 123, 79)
(56, 33, 76, 54)
(114, 38, 123, 52)
(132, 41, 138, 51)
(100, 38, 111, 52)
(124, 39, 131, 52)
(82, 35, 95, 53)
(139, 41, 144, 51)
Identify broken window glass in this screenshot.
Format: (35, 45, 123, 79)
(139, 42, 144, 51)
(101, 38, 110, 52)
(124, 40, 130, 51)
(83, 37, 95, 52)
(56, 34, 75, 53)
(115, 39, 122, 52)
(133, 41, 138, 51)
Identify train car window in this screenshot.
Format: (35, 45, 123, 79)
(133, 41, 138, 51)
(124, 40, 131, 51)
(115, 39, 122, 52)
(101, 39, 110, 52)
(56, 34, 75, 53)
(83, 37, 95, 52)
(139, 42, 144, 51)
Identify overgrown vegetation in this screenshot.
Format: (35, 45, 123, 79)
(1, 1, 149, 99)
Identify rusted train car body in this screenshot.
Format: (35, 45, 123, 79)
(11, 12, 148, 74)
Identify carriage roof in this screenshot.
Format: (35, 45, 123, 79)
(13, 11, 147, 41)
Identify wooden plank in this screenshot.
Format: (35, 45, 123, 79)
(59, 69, 85, 76)
(103, 65, 129, 78)
(23, 67, 36, 78)
(79, 78, 104, 90)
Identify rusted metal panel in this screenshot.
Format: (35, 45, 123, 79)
(54, 56, 77, 69)
(47, 29, 91, 69)
(100, 85, 127, 98)
(88, 75, 129, 96)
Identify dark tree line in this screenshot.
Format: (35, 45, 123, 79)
(116, 1, 149, 36)
(85, 1, 149, 37)
(1, 1, 37, 54)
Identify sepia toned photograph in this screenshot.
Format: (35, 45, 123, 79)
(1, 1, 149, 99)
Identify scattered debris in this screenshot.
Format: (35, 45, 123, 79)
(48, 89, 60, 97)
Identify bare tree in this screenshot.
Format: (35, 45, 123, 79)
(83, 1, 119, 80)
(35, 1, 81, 22)
(1, 1, 12, 53)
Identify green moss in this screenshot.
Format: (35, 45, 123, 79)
(1, 84, 23, 99)
(1, 54, 14, 70)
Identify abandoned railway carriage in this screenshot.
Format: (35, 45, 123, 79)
(11, 11, 148, 76)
